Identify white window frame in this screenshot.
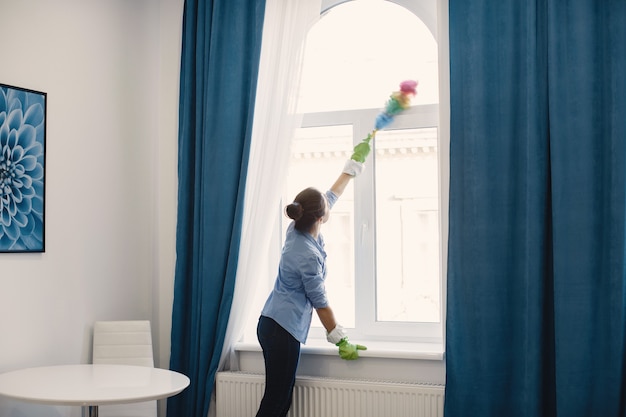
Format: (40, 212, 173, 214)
(300, 101, 442, 344)
(305, 0, 447, 346)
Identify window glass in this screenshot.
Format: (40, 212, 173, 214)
(277, 0, 443, 344)
(297, 0, 438, 113)
(374, 128, 440, 322)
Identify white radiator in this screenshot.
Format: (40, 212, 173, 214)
(215, 371, 444, 417)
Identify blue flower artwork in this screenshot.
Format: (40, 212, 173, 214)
(0, 84, 46, 252)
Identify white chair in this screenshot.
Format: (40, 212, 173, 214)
(92, 320, 157, 417)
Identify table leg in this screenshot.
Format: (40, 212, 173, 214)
(81, 405, 98, 417)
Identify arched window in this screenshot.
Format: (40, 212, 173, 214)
(280, 0, 446, 343)
(244, 0, 448, 346)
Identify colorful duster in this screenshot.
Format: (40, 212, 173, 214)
(350, 80, 418, 163)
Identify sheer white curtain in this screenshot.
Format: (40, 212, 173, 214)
(218, 0, 322, 371)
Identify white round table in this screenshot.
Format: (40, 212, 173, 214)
(0, 364, 190, 417)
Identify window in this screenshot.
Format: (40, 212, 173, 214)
(289, 0, 444, 344)
(245, 0, 447, 346)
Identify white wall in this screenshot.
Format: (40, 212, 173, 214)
(0, 1, 182, 416)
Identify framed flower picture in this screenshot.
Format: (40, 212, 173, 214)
(0, 83, 46, 253)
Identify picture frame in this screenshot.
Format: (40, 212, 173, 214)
(0, 83, 47, 253)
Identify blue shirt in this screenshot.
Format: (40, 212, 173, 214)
(261, 190, 338, 343)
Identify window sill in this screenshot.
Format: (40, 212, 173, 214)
(234, 339, 446, 384)
(235, 339, 444, 361)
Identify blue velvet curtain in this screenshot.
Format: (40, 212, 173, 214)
(445, 1, 626, 416)
(167, 1, 265, 416)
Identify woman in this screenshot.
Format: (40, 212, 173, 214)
(255, 159, 367, 417)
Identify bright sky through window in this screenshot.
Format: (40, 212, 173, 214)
(297, 0, 438, 113)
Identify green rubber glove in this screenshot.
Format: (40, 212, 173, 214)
(350, 133, 374, 163)
(336, 338, 367, 360)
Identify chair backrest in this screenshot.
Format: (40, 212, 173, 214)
(93, 320, 154, 367)
(92, 320, 156, 417)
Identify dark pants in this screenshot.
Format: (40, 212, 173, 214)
(255, 316, 301, 417)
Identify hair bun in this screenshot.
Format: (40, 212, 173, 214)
(285, 202, 304, 220)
